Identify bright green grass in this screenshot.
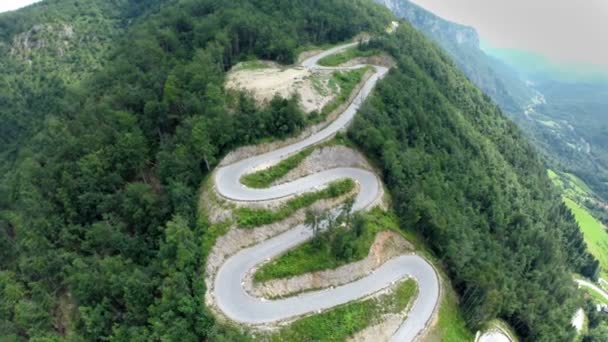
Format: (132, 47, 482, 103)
(565, 172, 595, 195)
(565, 197, 608, 278)
(317, 47, 382, 67)
(240, 148, 313, 188)
(580, 284, 608, 305)
(234, 179, 354, 228)
(548, 169, 594, 201)
(391, 218, 473, 341)
(431, 287, 475, 342)
(270, 279, 417, 341)
(254, 208, 400, 282)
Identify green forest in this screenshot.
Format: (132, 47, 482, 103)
(0, 0, 601, 341)
(0, 0, 392, 340)
(349, 29, 598, 340)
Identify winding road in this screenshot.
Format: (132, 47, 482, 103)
(576, 278, 608, 302)
(211, 42, 440, 341)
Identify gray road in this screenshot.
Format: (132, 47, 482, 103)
(575, 278, 608, 301)
(212, 43, 439, 341)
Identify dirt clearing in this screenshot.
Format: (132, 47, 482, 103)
(226, 62, 338, 113)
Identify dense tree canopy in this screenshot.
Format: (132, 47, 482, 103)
(0, 0, 391, 340)
(350, 26, 597, 341)
(0, 0, 597, 341)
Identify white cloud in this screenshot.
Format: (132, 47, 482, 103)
(409, 0, 608, 67)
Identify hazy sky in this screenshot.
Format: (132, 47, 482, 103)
(0, 0, 41, 13)
(409, 0, 608, 67)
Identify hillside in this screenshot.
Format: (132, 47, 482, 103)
(374, 0, 534, 113)
(0, 0, 598, 341)
(350, 26, 596, 340)
(0, 0, 163, 167)
(376, 0, 608, 203)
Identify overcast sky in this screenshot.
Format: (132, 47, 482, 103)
(2, 0, 607, 68)
(409, 0, 608, 68)
(0, 0, 41, 13)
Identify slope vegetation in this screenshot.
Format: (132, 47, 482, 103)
(0, 0, 394, 340)
(0, 0, 597, 341)
(349, 24, 597, 340)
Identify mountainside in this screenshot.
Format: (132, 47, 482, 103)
(353, 27, 596, 340)
(376, 0, 608, 203)
(0, 0, 598, 341)
(374, 0, 534, 114)
(0, 0, 164, 164)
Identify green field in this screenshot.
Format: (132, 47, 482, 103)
(565, 197, 608, 278)
(548, 169, 593, 200)
(549, 170, 608, 278)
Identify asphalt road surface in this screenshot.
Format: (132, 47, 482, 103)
(212, 42, 440, 341)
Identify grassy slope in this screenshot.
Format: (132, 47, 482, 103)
(241, 148, 314, 188)
(234, 179, 354, 228)
(269, 279, 417, 341)
(549, 169, 608, 278)
(254, 208, 399, 282)
(310, 67, 372, 123)
(579, 284, 608, 305)
(565, 197, 608, 278)
(317, 47, 382, 67)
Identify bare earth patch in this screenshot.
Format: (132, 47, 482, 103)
(218, 70, 373, 167)
(226, 62, 337, 113)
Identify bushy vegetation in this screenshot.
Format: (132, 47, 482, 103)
(565, 198, 608, 278)
(241, 148, 313, 188)
(318, 45, 382, 67)
(254, 208, 399, 282)
(583, 299, 608, 341)
(235, 179, 354, 228)
(0, 0, 601, 340)
(349, 24, 598, 340)
(308, 66, 371, 123)
(0, 0, 393, 340)
(269, 279, 417, 341)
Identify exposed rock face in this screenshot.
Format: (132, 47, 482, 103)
(376, 0, 479, 48)
(10, 23, 75, 60)
(374, 0, 533, 114)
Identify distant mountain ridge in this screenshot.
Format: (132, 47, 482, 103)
(376, 0, 608, 202)
(375, 0, 534, 113)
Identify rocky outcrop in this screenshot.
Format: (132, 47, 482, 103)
(375, 0, 479, 48)
(10, 23, 75, 60)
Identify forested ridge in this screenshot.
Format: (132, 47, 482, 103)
(350, 27, 598, 340)
(0, 0, 392, 340)
(0, 0, 598, 341)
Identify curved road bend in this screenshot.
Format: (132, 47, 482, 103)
(212, 42, 440, 341)
(576, 278, 608, 302)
